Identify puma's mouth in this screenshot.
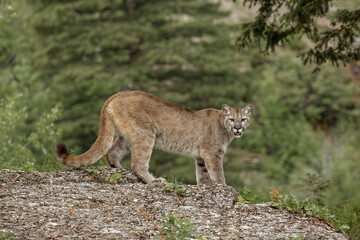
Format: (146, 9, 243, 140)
(232, 129, 244, 138)
(233, 132, 242, 138)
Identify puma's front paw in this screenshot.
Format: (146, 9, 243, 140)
(150, 177, 167, 185)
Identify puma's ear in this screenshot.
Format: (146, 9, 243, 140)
(244, 104, 253, 116)
(222, 104, 231, 116)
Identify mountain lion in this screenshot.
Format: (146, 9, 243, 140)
(56, 91, 252, 185)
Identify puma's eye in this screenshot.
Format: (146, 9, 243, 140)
(241, 118, 246, 122)
(229, 118, 235, 122)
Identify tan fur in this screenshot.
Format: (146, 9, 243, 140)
(56, 91, 252, 185)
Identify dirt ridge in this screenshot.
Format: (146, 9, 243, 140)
(0, 168, 349, 239)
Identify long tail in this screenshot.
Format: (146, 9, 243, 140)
(55, 105, 115, 168)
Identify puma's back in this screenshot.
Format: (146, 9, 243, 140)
(56, 91, 252, 184)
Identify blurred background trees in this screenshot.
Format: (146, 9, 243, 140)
(1, 0, 359, 237)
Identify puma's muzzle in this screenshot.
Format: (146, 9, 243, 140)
(232, 127, 244, 138)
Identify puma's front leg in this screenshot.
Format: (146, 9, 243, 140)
(129, 134, 167, 185)
(200, 148, 226, 185)
(195, 157, 211, 185)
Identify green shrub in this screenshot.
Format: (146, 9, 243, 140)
(175, 188, 186, 197)
(0, 232, 14, 240)
(333, 200, 360, 240)
(164, 184, 186, 197)
(158, 214, 195, 240)
(164, 184, 176, 193)
(272, 194, 350, 234)
(236, 186, 257, 204)
(0, 94, 63, 172)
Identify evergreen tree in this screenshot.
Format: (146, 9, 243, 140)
(0, 0, 18, 97)
(0, 1, 63, 171)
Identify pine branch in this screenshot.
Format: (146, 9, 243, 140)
(235, 0, 360, 70)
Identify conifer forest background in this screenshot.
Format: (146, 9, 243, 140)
(1, 0, 359, 238)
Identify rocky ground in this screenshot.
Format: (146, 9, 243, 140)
(0, 168, 349, 240)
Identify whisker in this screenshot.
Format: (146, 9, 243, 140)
(244, 127, 256, 136)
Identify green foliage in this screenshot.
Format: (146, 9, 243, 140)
(236, 0, 360, 69)
(110, 173, 123, 180)
(272, 194, 350, 234)
(158, 214, 206, 240)
(324, 125, 360, 206)
(109, 173, 122, 184)
(164, 184, 186, 197)
(163, 176, 185, 186)
(300, 173, 330, 206)
(174, 188, 186, 197)
(164, 184, 176, 193)
(232, 52, 359, 197)
(333, 200, 360, 240)
(263, 58, 357, 126)
(85, 168, 123, 184)
(320, 126, 360, 239)
(269, 186, 283, 203)
(244, 66, 323, 182)
(0, 1, 18, 98)
(236, 186, 257, 204)
(283, 237, 303, 240)
(0, 232, 14, 240)
(0, 1, 16, 25)
(0, 94, 63, 172)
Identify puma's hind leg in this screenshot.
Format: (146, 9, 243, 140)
(106, 136, 130, 168)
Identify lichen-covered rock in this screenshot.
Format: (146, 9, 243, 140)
(0, 168, 349, 240)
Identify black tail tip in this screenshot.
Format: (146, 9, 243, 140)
(56, 142, 69, 156)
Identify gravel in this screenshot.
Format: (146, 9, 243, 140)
(0, 168, 349, 240)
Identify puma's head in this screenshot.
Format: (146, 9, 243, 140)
(222, 104, 252, 138)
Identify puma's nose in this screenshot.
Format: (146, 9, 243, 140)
(234, 126, 241, 130)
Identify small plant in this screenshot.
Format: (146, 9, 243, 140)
(164, 177, 185, 185)
(109, 173, 122, 185)
(175, 188, 186, 197)
(236, 186, 257, 204)
(0, 232, 14, 240)
(164, 184, 186, 197)
(85, 169, 122, 184)
(85, 168, 102, 180)
(22, 162, 36, 173)
(235, 194, 247, 203)
(158, 214, 206, 240)
(269, 186, 283, 203)
(272, 194, 314, 217)
(68, 208, 75, 215)
(164, 184, 175, 192)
